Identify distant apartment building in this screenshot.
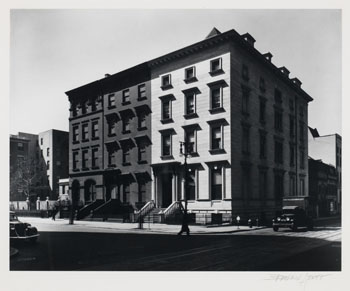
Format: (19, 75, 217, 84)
(38, 129, 69, 199)
(308, 128, 341, 213)
(66, 28, 312, 222)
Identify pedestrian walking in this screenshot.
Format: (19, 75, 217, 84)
(177, 212, 190, 236)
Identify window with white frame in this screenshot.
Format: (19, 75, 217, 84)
(185, 128, 196, 154)
(210, 86, 222, 110)
(161, 99, 171, 120)
(138, 84, 146, 100)
(184, 66, 196, 81)
(82, 123, 89, 141)
(161, 133, 172, 157)
(185, 91, 196, 116)
(122, 89, 130, 104)
(161, 74, 172, 88)
(210, 125, 223, 151)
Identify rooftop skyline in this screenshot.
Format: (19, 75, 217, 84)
(10, 9, 341, 136)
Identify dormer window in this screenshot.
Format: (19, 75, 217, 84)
(161, 74, 172, 90)
(210, 58, 223, 75)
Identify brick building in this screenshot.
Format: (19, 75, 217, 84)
(66, 28, 312, 222)
(65, 64, 152, 218)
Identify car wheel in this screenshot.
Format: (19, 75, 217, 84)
(273, 226, 279, 232)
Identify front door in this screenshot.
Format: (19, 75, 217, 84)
(161, 173, 172, 208)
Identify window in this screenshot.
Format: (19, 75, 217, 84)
(161, 133, 172, 157)
(81, 101, 87, 115)
(259, 170, 267, 199)
(274, 173, 284, 199)
(184, 67, 196, 81)
(161, 99, 171, 121)
(138, 112, 147, 129)
(259, 77, 266, 92)
(242, 166, 250, 198)
(91, 148, 98, 168)
(259, 98, 266, 123)
(185, 92, 196, 116)
(259, 132, 266, 159)
(73, 151, 79, 170)
(210, 58, 222, 73)
(138, 183, 146, 203)
(40, 138, 43, 145)
(92, 121, 99, 139)
(47, 148, 50, 157)
(299, 122, 304, 143)
(274, 89, 282, 104)
(108, 120, 116, 136)
(17, 142, 24, 151)
(90, 99, 97, 112)
(186, 170, 196, 200)
(290, 144, 295, 166)
(108, 94, 116, 108)
(82, 150, 89, 169)
(289, 175, 296, 196)
(275, 140, 283, 164)
(73, 126, 79, 143)
(211, 167, 222, 200)
(47, 161, 50, 170)
(71, 104, 77, 117)
(242, 64, 249, 80)
(242, 127, 250, 155)
(138, 84, 146, 100)
(122, 116, 131, 133)
(300, 148, 305, 169)
(211, 125, 222, 151)
(138, 143, 147, 162)
(122, 89, 130, 104)
(122, 184, 130, 203)
(161, 74, 172, 88)
(185, 128, 196, 154)
(300, 177, 305, 196)
(107, 148, 116, 166)
(242, 86, 250, 115)
(274, 110, 283, 132)
(210, 86, 222, 110)
(122, 147, 130, 165)
(289, 116, 295, 138)
(82, 123, 89, 141)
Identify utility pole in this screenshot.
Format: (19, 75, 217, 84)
(178, 141, 190, 235)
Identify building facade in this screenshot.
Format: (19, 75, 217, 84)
(66, 28, 313, 222)
(38, 129, 69, 199)
(66, 64, 152, 214)
(308, 158, 338, 217)
(308, 129, 342, 213)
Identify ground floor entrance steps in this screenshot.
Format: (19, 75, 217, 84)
(135, 200, 155, 223)
(77, 200, 104, 220)
(89, 199, 134, 221)
(143, 207, 167, 224)
(163, 201, 184, 224)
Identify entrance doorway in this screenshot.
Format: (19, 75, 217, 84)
(161, 173, 172, 208)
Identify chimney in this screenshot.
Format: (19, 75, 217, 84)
(241, 33, 256, 47)
(279, 66, 290, 78)
(262, 52, 273, 62)
(105, 73, 111, 78)
(291, 77, 302, 88)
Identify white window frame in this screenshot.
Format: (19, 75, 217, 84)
(210, 85, 223, 110)
(210, 57, 222, 73)
(210, 124, 224, 151)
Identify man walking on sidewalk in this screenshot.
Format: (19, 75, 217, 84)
(177, 212, 190, 236)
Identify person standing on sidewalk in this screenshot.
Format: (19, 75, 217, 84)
(177, 212, 190, 236)
(52, 206, 56, 221)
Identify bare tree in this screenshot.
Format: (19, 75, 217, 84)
(10, 157, 42, 201)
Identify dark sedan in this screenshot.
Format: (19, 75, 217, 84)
(10, 211, 39, 243)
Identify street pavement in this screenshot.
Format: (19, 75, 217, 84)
(11, 216, 341, 271)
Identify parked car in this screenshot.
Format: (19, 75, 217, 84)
(272, 206, 313, 232)
(10, 211, 39, 243)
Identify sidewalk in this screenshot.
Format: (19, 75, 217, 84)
(18, 216, 266, 235)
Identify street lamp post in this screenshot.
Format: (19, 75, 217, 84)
(178, 141, 190, 235)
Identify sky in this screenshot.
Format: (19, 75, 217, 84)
(10, 9, 342, 136)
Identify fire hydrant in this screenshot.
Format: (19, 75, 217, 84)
(248, 218, 252, 228)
